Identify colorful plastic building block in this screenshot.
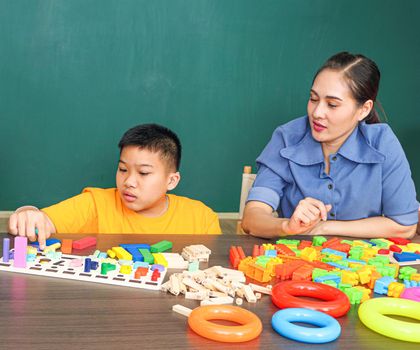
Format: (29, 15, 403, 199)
(73, 236, 97, 250)
(13, 236, 28, 268)
(2, 238, 10, 263)
(61, 239, 73, 254)
(150, 240, 173, 253)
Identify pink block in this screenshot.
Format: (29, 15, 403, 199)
(400, 287, 420, 302)
(72, 236, 97, 250)
(13, 236, 28, 268)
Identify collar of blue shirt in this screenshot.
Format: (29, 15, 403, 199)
(280, 120, 386, 166)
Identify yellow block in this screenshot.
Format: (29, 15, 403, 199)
(152, 253, 168, 267)
(387, 282, 405, 298)
(300, 247, 318, 262)
(120, 265, 132, 274)
(357, 268, 372, 285)
(107, 249, 116, 259)
(341, 271, 359, 286)
(111, 247, 132, 261)
(410, 273, 420, 282)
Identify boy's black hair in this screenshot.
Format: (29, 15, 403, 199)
(118, 124, 181, 171)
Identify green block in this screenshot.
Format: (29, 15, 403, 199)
(370, 239, 389, 248)
(150, 240, 173, 253)
(275, 239, 299, 248)
(312, 236, 327, 246)
(322, 280, 337, 288)
(312, 268, 329, 279)
(338, 283, 352, 292)
(344, 288, 363, 304)
(139, 248, 154, 264)
(399, 266, 417, 280)
(101, 262, 116, 275)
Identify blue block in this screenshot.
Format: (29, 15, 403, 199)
(314, 275, 341, 284)
(98, 252, 108, 259)
(393, 252, 420, 262)
(322, 248, 347, 258)
(374, 276, 396, 295)
(30, 238, 61, 247)
(133, 261, 149, 269)
(265, 249, 277, 257)
(120, 244, 151, 262)
(343, 258, 366, 265)
(84, 258, 92, 273)
(120, 243, 151, 250)
(327, 262, 352, 270)
(151, 264, 165, 272)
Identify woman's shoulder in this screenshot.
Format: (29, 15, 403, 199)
(272, 116, 309, 146)
(359, 122, 400, 150)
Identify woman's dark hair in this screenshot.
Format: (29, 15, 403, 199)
(313, 52, 382, 124)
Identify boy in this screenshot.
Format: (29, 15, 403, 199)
(9, 124, 221, 248)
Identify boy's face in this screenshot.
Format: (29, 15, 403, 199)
(116, 146, 180, 216)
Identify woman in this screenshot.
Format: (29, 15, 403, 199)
(242, 52, 418, 239)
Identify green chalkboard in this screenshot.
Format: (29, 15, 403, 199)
(1, 0, 419, 212)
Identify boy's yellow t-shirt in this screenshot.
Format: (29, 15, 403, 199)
(42, 188, 222, 234)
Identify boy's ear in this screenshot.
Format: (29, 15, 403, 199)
(167, 172, 181, 191)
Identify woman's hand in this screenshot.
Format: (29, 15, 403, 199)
(282, 197, 331, 235)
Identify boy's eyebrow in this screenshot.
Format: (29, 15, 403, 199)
(310, 89, 343, 101)
(119, 159, 153, 167)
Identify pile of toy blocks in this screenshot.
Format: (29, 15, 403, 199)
(230, 236, 420, 304)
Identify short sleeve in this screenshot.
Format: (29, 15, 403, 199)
(246, 127, 289, 211)
(42, 192, 98, 233)
(247, 165, 286, 210)
(381, 132, 418, 225)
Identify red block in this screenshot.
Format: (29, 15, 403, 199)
(72, 236, 97, 250)
(237, 246, 246, 260)
(378, 249, 390, 255)
(292, 264, 314, 281)
(275, 260, 305, 281)
(322, 238, 341, 248)
(389, 245, 402, 253)
(275, 244, 296, 257)
(229, 246, 240, 269)
(388, 237, 411, 245)
(252, 245, 260, 258)
(298, 240, 312, 249)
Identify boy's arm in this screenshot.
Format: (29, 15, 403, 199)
(41, 191, 98, 234)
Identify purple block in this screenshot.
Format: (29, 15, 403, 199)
(2, 238, 10, 263)
(13, 236, 28, 268)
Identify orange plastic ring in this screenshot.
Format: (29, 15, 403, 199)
(272, 281, 350, 318)
(188, 305, 263, 342)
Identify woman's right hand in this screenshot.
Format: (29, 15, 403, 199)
(282, 197, 332, 235)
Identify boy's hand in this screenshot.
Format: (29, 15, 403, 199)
(282, 197, 332, 235)
(8, 208, 55, 249)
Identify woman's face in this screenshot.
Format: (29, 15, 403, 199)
(307, 69, 370, 151)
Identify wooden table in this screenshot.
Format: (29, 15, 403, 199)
(0, 233, 419, 350)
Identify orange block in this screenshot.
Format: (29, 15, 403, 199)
(61, 239, 73, 254)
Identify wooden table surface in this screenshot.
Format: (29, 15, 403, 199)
(0, 232, 419, 350)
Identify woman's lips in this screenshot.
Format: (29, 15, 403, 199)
(313, 121, 327, 132)
(123, 192, 137, 202)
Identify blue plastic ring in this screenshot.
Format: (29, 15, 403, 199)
(271, 308, 341, 344)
